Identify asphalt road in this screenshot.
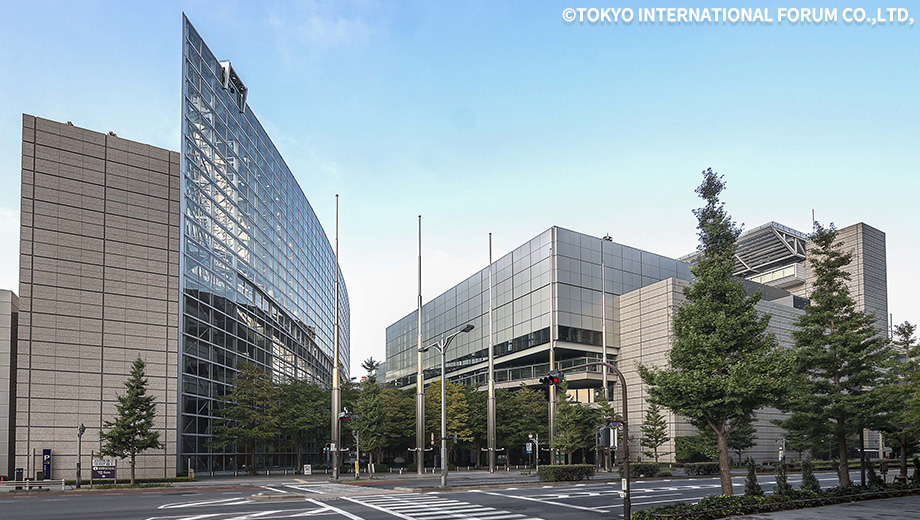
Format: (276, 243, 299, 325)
(0, 471, 867, 520)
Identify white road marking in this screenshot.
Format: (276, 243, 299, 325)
(342, 497, 415, 520)
(306, 499, 367, 520)
(471, 490, 609, 514)
(224, 511, 282, 520)
(262, 486, 288, 494)
(159, 497, 253, 509)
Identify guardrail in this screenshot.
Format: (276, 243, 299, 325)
(0, 479, 66, 492)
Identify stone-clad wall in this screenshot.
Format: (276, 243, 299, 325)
(15, 115, 179, 479)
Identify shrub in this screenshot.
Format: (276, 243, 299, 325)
(744, 458, 763, 496)
(659, 470, 672, 477)
(912, 456, 920, 486)
(867, 463, 883, 489)
(620, 462, 659, 478)
(774, 461, 794, 495)
(537, 464, 595, 482)
(800, 458, 821, 493)
(684, 462, 720, 475)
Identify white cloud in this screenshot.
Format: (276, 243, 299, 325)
(266, 1, 376, 63)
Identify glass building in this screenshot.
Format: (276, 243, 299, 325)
(180, 16, 349, 472)
(385, 227, 691, 395)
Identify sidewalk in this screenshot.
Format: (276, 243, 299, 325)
(721, 494, 920, 519)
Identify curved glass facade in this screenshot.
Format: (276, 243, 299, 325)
(180, 16, 349, 472)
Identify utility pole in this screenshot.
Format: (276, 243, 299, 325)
(416, 215, 425, 475)
(331, 194, 341, 480)
(487, 233, 496, 473)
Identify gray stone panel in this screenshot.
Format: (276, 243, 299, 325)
(15, 116, 179, 479)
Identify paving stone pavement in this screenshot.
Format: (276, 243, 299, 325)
(723, 495, 920, 519)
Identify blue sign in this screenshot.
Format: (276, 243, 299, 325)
(42, 449, 52, 479)
(92, 458, 117, 480)
(526, 443, 533, 454)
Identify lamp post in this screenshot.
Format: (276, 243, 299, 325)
(419, 323, 474, 487)
(76, 423, 85, 488)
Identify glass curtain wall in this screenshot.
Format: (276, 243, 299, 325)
(180, 16, 349, 473)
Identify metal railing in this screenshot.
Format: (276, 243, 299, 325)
(0, 480, 66, 492)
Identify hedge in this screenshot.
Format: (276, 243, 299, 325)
(619, 463, 660, 478)
(537, 464, 595, 482)
(682, 462, 720, 475)
(631, 484, 920, 519)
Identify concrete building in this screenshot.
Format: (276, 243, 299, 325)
(385, 222, 887, 463)
(11, 15, 348, 479)
(1, 289, 17, 478)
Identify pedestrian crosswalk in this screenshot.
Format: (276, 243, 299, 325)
(343, 493, 545, 520)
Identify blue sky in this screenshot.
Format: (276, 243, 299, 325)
(1, 1, 917, 374)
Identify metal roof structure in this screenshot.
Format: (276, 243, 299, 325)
(680, 221, 808, 277)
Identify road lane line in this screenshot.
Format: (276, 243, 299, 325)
(471, 490, 609, 514)
(263, 486, 288, 494)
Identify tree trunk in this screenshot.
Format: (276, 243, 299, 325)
(837, 424, 851, 486)
(296, 444, 303, 474)
(900, 433, 909, 479)
(715, 427, 733, 496)
(131, 454, 136, 486)
(369, 451, 374, 478)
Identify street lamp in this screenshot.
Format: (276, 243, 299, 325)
(419, 323, 474, 487)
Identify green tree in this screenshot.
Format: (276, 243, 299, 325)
(465, 386, 487, 466)
(801, 458, 821, 493)
(885, 321, 920, 480)
(728, 415, 757, 464)
(594, 391, 622, 469)
(551, 384, 594, 463)
(278, 379, 328, 473)
(638, 168, 792, 495)
(640, 402, 670, 464)
(210, 363, 279, 475)
(774, 460, 793, 495)
(675, 429, 717, 463)
(380, 386, 414, 457)
(744, 457, 763, 496)
(425, 380, 472, 464)
(787, 223, 893, 487)
(354, 374, 385, 476)
(361, 357, 381, 378)
(99, 358, 163, 486)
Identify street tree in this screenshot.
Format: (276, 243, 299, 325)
(210, 363, 279, 475)
(638, 168, 793, 495)
(278, 379, 328, 473)
(354, 374, 386, 476)
(379, 386, 415, 459)
(99, 357, 163, 486)
(787, 223, 893, 487)
(425, 380, 473, 465)
(640, 402, 670, 464)
(883, 321, 920, 480)
(728, 415, 757, 464)
(551, 384, 594, 463)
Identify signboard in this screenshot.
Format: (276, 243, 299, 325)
(303, 464, 313, 476)
(92, 458, 117, 479)
(42, 449, 52, 479)
(525, 443, 533, 454)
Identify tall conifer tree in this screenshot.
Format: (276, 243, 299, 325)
(99, 358, 163, 486)
(639, 168, 792, 495)
(788, 223, 892, 487)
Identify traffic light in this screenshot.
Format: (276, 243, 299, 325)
(539, 370, 563, 387)
(338, 411, 357, 422)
